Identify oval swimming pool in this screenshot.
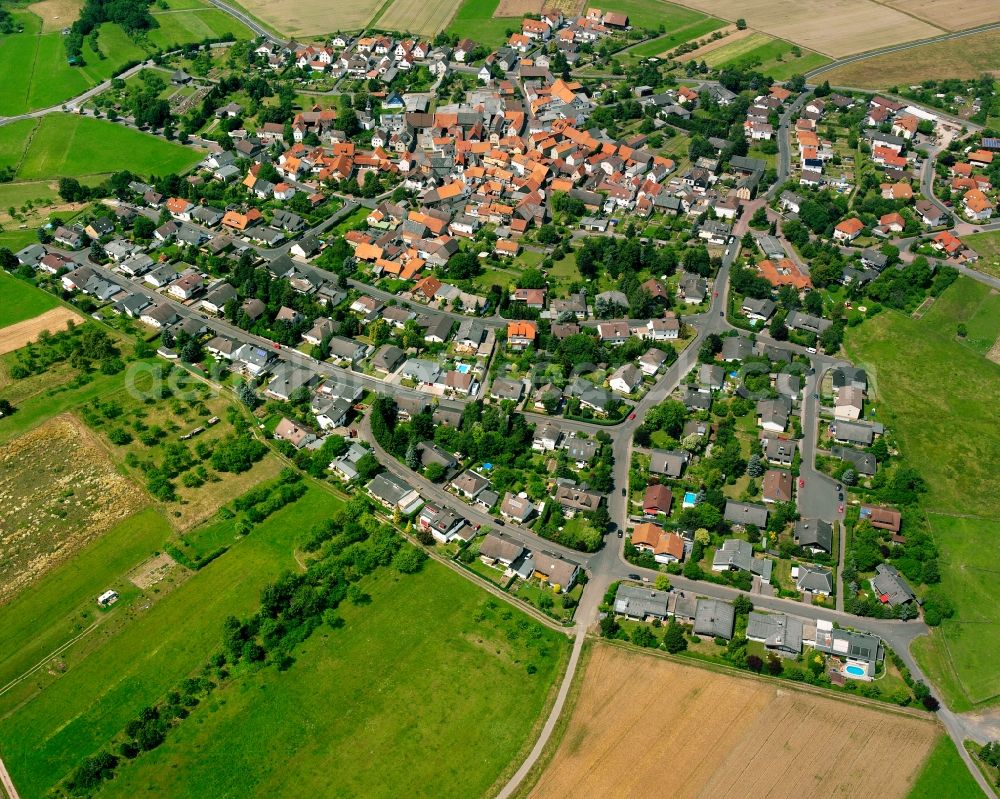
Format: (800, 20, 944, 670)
(845, 665, 866, 677)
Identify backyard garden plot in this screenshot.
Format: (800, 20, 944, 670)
(0, 3, 253, 116)
(0, 507, 174, 692)
(80, 371, 283, 530)
(663, 0, 942, 58)
(50, 553, 570, 799)
(27, 0, 83, 31)
(0, 414, 148, 605)
(817, 28, 1000, 86)
(527, 643, 939, 799)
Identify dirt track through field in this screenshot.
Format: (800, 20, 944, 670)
(0, 307, 83, 356)
(529, 644, 938, 799)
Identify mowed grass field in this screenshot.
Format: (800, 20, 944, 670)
(844, 276, 1000, 710)
(0, 487, 330, 798)
(96, 562, 570, 799)
(0, 271, 59, 328)
(908, 735, 986, 799)
(0, 507, 172, 692)
(701, 31, 830, 80)
(527, 643, 939, 798)
(816, 28, 1000, 86)
(963, 230, 1000, 280)
(446, 0, 516, 48)
(0, 115, 202, 181)
(663, 0, 942, 58)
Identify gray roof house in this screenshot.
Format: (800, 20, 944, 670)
(400, 358, 441, 385)
(794, 519, 833, 554)
(699, 364, 725, 391)
(812, 623, 882, 667)
(694, 598, 736, 640)
(563, 433, 598, 464)
(264, 363, 316, 400)
(786, 310, 832, 335)
(479, 532, 526, 566)
(747, 612, 803, 655)
(490, 377, 524, 402)
(712, 537, 772, 583)
(649, 449, 690, 478)
(614, 585, 670, 620)
(831, 445, 877, 475)
(796, 565, 834, 595)
(372, 344, 405, 373)
(499, 492, 537, 523)
(775, 373, 801, 399)
(757, 396, 791, 432)
(871, 563, 916, 606)
(721, 336, 752, 361)
(365, 472, 424, 516)
(831, 366, 867, 393)
(724, 501, 768, 529)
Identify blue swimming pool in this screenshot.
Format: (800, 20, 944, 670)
(845, 665, 866, 677)
(683, 491, 698, 505)
(456, 363, 470, 374)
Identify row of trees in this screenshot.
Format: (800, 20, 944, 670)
(65, 496, 426, 794)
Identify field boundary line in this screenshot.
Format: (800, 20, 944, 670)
(865, 0, 946, 35)
(0, 756, 21, 799)
(601, 638, 939, 720)
(0, 619, 102, 699)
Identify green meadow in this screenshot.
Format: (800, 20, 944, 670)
(0, 507, 171, 691)
(0, 114, 203, 181)
(908, 735, 986, 799)
(0, 487, 332, 798)
(0, 271, 59, 327)
(845, 276, 1000, 711)
(97, 561, 570, 799)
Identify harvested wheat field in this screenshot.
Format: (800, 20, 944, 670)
(883, 0, 1000, 32)
(529, 643, 938, 799)
(0, 307, 84, 356)
(495, 0, 543, 16)
(668, 0, 942, 57)
(27, 0, 83, 31)
(235, 0, 380, 36)
(819, 28, 1000, 86)
(0, 415, 146, 604)
(379, 0, 464, 36)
